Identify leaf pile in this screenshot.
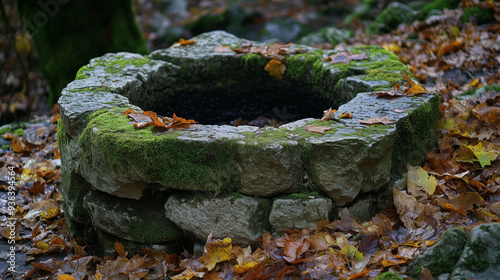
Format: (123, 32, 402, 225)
(375, 73, 427, 98)
(122, 109, 197, 131)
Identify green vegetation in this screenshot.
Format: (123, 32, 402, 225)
(376, 271, 403, 280)
(79, 108, 241, 195)
(460, 6, 494, 25)
(417, 0, 460, 20)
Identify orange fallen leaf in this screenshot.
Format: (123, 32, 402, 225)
(305, 125, 332, 134)
(179, 38, 196, 46)
(405, 83, 427, 95)
(339, 112, 353, 119)
(264, 59, 286, 80)
(320, 108, 337, 121)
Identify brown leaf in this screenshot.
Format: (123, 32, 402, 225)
(114, 241, 127, 258)
(359, 117, 396, 125)
(305, 125, 332, 134)
(214, 45, 233, 52)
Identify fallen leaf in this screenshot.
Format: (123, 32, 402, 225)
(179, 38, 196, 45)
(203, 237, 233, 271)
(305, 125, 332, 134)
(264, 59, 286, 80)
(407, 165, 437, 195)
(57, 275, 77, 280)
(214, 45, 233, 52)
(405, 83, 427, 95)
(359, 117, 396, 125)
(376, 83, 406, 98)
(339, 112, 353, 119)
(466, 142, 497, 167)
(320, 108, 337, 121)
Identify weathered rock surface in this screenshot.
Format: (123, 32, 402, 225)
(450, 223, 500, 280)
(269, 195, 333, 231)
(408, 227, 466, 277)
(409, 224, 500, 280)
(58, 30, 439, 251)
(165, 194, 269, 246)
(84, 189, 182, 243)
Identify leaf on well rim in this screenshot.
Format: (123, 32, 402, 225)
(305, 125, 332, 134)
(359, 117, 396, 125)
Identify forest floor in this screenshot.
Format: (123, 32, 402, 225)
(1, 0, 500, 279)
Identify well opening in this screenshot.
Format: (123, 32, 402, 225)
(149, 84, 330, 125)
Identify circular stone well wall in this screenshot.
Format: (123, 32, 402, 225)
(58, 31, 439, 253)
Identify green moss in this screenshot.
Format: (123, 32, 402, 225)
(75, 65, 90, 80)
(417, 0, 460, 20)
(127, 211, 181, 243)
(14, 128, 24, 137)
(288, 192, 322, 200)
(391, 94, 440, 177)
(351, 124, 391, 137)
(2, 145, 10, 149)
(241, 53, 267, 70)
(376, 271, 403, 280)
(79, 108, 241, 194)
(460, 6, 494, 24)
(84, 57, 152, 75)
(366, 2, 416, 35)
(457, 85, 500, 101)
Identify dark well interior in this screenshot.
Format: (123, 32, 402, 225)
(131, 82, 333, 125)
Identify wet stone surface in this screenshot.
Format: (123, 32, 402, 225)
(58, 31, 439, 251)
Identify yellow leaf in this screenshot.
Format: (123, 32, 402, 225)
(466, 142, 497, 168)
(57, 275, 77, 280)
(340, 245, 364, 261)
(41, 207, 59, 219)
(95, 273, 102, 280)
(407, 165, 437, 195)
(36, 241, 50, 251)
(405, 83, 427, 95)
(264, 59, 285, 80)
(234, 261, 259, 274)
(205, 238, 233, 271)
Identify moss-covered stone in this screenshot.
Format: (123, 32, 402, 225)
(366, 2, 416, 35)
(408, 227, 466, 277)
(59, 31, 439, 249)
(457, 85, 500, 100)
(417, 0, 460, 20)
(460, 6, 495, 25)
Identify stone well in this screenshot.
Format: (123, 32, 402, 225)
(58, 31, 439, 253)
